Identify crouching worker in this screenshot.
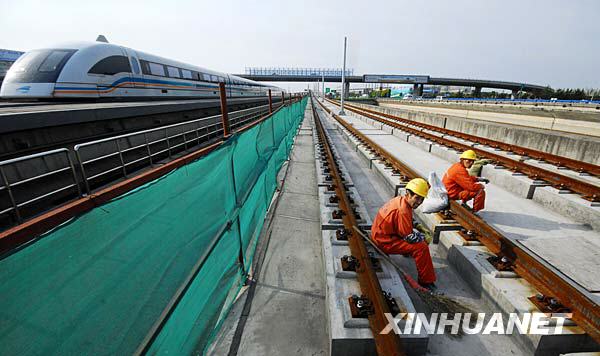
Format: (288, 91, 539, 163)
(371, 178, 436, 291)
(442, 150, 488, 212)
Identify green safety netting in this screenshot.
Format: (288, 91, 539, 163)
(0, 97, 308, 355)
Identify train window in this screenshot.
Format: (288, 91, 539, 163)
(167, 66, 180, 78)
(88, 55, 132, 75)
(203, 73, 211, 81)
(39, 50, 71, 72)
(140, 60, 150, 74)
(192, 71, 201, 81)
(211, 75, 218, 82)
(181, 69, 193, 79)
(4, 48, 76, 83)
(130, 57, 140, 74)
(148, 62, 166, 76)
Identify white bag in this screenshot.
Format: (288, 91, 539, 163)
(420, 172, 448, 214)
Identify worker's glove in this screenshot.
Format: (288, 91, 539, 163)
(405, 230, 425, 244)
(477, 177, 490, 184)
(415, 224, 433, 245)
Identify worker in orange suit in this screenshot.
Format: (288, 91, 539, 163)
(442, 150, 489, 212)
(371, 178, 437, 291)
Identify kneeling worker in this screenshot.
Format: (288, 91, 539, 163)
(442, 150, 488, 212)
(371, 178, 436, 290)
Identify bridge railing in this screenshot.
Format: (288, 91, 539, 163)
(0, 148, 81, 225)
(74, 103, 272, 195)
(245, 67, 354, 77)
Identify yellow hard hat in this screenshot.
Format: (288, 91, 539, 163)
(460, 150, 477, 161)
(405, 178, 429, 198)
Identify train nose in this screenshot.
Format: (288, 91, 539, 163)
(0, 82, 55, 98)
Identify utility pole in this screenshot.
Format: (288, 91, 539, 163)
(339, 36, 347, 116)
(322, 73, 325, 99)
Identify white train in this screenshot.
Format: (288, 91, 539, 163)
(0, 41, 282, 100)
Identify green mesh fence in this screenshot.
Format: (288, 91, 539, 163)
(0, 97, 308, 355)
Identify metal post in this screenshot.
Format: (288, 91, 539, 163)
(228, 154, 247, 274)
(165, 128, 171, 159)
(281, 91, 285, 107)
(0, 166, 21, 223)
(65, 152, 82, 197)
(219, 82, 230, 137)
(268, 89, 272, 114)
(339, 36, 347, 115)
(75, 149, 91, 195)
(144, 133, 153, 166)
(322, 73, 325, 99)
(116, 140, 127, 178)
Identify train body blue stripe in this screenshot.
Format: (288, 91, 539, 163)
(54, 76, 223, 91)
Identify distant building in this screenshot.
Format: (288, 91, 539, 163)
(0, 49, 25, 84)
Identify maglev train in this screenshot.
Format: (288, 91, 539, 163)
(0, 40, 283, 100)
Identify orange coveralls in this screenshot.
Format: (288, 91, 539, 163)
(371, 196, 436, 284)
(442, 162, 486, 211)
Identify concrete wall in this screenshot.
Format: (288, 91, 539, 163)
(351, 102, 600, 165)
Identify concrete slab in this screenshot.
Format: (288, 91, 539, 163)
(520, 235, 600, 292)
(437, 231, 600, 356)
(532, 186, 600, 232)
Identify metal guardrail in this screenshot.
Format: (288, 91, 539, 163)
(245, 67, 354, 77)
(74, 104, 270, 195)
(0, 102, 273, 227)
(0, 148, 80, 224)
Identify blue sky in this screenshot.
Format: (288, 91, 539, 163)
(1, 0, 598, 89)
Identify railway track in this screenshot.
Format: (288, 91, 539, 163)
(311, 96, 405, 355)
(327, 99, 600, 203)
(315, 95, 600, 345)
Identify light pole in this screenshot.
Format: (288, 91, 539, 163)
(322, 73, 325, 99)
(339, 36, 347, 116)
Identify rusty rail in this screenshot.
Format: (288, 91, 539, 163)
(315, 97, 600, 344)
(311, 97, 405, 355)
(326, 99, 600, 202)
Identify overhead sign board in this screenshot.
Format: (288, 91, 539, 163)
(363, 74, 429, 84)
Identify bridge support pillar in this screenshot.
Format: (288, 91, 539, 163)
(474, 86, 482, 98)
(413, 84, 423, 97)
(344, 81, 350, 99)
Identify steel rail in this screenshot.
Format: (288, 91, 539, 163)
(326, 99, 600, 202)
(342, 101, 600, 177)
(311, 96, 405, 355)
(316, 97, 600, 344)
